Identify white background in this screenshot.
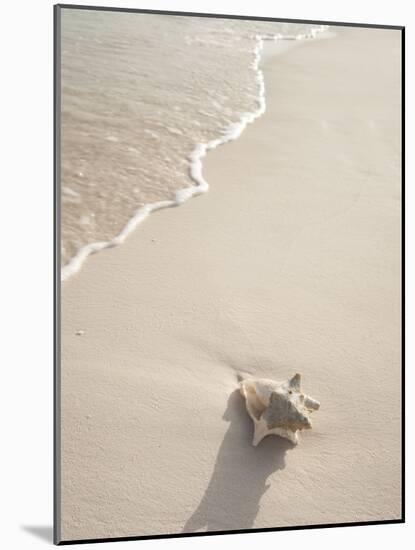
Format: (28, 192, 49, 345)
(0, 0, 412, 548)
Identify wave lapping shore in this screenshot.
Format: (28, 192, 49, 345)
(61, 10, 327, 280)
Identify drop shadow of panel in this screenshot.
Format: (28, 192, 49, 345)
(183, 389, 293, 534)
(21, 525, 53, 543)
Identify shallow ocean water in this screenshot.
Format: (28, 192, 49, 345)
(60, 8, 323, 274)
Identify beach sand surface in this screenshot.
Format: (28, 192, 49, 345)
(59, 26, 402, 541)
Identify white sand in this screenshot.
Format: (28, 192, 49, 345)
(59, 26, 402, 542)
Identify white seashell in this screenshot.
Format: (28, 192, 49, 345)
(239, 373, 320, 446)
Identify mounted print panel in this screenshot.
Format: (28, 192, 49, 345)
(54, 4, 404, 545)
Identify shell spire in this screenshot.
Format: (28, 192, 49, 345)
(289, 373, 302, 391)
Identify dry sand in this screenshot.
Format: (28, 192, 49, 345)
(59, 26, 402, 542)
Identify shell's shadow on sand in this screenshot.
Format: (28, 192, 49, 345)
(182, 389, 294, 533)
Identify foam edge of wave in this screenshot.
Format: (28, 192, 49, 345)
(61, 24, 329, 282)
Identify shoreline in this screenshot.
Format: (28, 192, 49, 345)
(61, 27, 328, 282)
(60, 26, 401, 541)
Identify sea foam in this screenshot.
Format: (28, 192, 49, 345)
(61, 18, 328, 282)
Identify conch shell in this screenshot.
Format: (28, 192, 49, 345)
(239, 374, 320, 445)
